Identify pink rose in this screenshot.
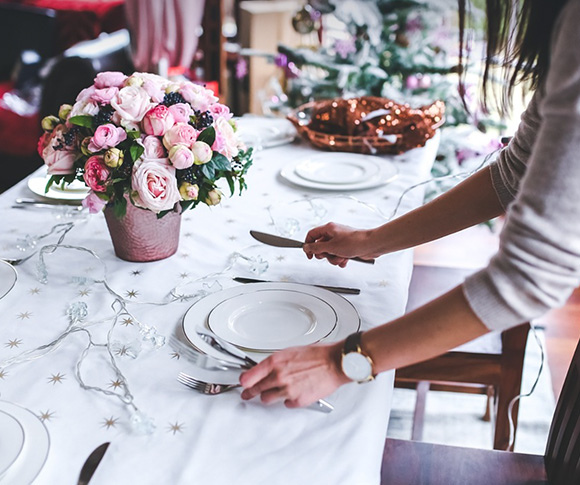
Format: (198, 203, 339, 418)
(163, 122, 198, 150)
(209, 103, 233, 121)
(94, 71, 127, 89)
(37, 132, 50, 157)
(179, 182, 199, 200)
(192, 141, 212, 165)
(178, 82, 218, 111)
(212, 117, 239, 159)
(131, 158, 181, 213)
(141, 135, 166, 159)
(70, 99, 100, 118)
(142, 105, 175, 136)
(88, 124, 127, 152)
(142, 79, 165, 103)
(168, 145, 194, 169)
(83, 156, 111, 192)
(76, 86, 96, 102)
(82, 191, 107, 213)
(168, 103, 194, 123)
(41, 124, 76, 175)
(111, 85, 155, 122)
(91, 87, 119, 105)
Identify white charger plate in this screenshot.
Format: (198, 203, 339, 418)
(27, 176, 88, 201)
(182, 282, 360, 361)
(280, 153, 398, 191)
(0, 401, 50, 485)
(207, 288, 338, 351)
(0, 260, 17, 300)
(0, 410, 25, 477)
(294, 153, 381, 185)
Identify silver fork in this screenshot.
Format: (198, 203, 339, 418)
(177, 372, 240, 395)
(1, 251, 37, 266)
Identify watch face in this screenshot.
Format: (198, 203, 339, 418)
(342, 352, 373, 382)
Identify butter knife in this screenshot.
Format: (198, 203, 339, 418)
(250, 230, 375, 264)
(14, 198, 84, 210)
(233, 276, 360, 295)
(77, 442, 110, 485)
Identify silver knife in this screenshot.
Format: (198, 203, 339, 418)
(233, 276, 360, 295)
(14, 198, 84, 210)
(77, 442, 110, 485)
(249, 230, 375, 264)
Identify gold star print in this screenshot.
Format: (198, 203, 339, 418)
(131, 270, 142, 276)
(29, 287, 41, 295)
(102, 416, 119, 429)
(226, 219, 236, 224)
(262, 193, 270, 197)
(276, 255, 286, 262)
(115, 346, 129, 357)
(183, 232, 193, 237)
(179, 272, 189, 279)
(378, 280, 389, 287)
(39, 410, 55, 422)
(267, 221, 276, 226)
(108, 379, 123, 389)
(280, 276, 291, 282)
(17, 311, 32, 320)
(125, 290, 139, 299)
(48, 373, 65, 384)
(0, 369, 8, 379)
(348, 208, 357, 214)
(179, 253, 190, 259)
(5, 339, 22, 348)
(228, 236, 237, 241)
(78, 289, 91, 297)
(174, 294, 190, 302)
(121, 317, 134, 326)
(170, 351, 180, 360)
(168, 422, 185, 435)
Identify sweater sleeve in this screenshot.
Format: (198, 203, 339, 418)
(463, 0, 580, 330)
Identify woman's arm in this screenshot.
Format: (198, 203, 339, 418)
(303, 165, 505, 266)
(240, 285, 488, 408)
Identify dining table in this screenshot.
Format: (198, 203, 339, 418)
(0, 116, 439, 485)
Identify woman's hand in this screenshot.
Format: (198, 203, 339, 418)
(239, 342, 350, 408)
(303, 223, 378, 267)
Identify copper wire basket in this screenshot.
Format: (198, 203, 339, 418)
(286, 96, 445, 155)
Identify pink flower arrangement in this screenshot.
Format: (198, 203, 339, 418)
(38, 71, 253, 217)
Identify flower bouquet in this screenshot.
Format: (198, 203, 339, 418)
(38, 71, 253, 218)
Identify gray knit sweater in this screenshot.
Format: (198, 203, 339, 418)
(462, 0, 580, 330)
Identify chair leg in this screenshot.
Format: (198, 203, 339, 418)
(411, 381, 430, 441)
(482, 386, 494, 422)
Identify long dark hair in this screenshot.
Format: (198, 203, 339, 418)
(459, 0, 569, 114)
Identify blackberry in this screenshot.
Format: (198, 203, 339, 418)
(194, 110, 213, 130)
(177, 167, 196, 184)
(118, 159, 134, 178)
(94, 105, 115, 126)
(52, 137, 65, 150)
(162, 92, 187, 107)
(63, 126, 80, 146)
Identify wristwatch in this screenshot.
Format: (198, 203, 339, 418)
(341, 331, 375, 383)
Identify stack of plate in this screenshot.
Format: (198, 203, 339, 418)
(0, 401, 50, 485)
(0, 261, 17, 300)
(280, 153, 398, 191)
(182, 282, 360, 360)
(27, 175, 88, 202)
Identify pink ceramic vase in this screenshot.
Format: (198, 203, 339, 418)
(104, 199, 181, 262)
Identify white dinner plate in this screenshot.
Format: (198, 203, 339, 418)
(294, 153, 381, 185)
(0, 401, 50, 485)
(182, 282, 360, 361)
(234, 115, 297, 149)
(0, 410, 25, 478)
(280, 153, 398, 191)
(0, 260, 17, 300)
(27, 176, 89, 201)
(207, 289, 338, 351)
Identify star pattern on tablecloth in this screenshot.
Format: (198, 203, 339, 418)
(17, 311, 32, 320)
(228, 235, 238, 241)
(0, 369, 8, 379)
(5, 338, 22, 348)
(183, 232, 194, 237)
(115, 345, 130, 357)
(108, 379, 124, 389)
(280, 275, 291, 282)
(170, 351, 180, 360)
(131, 270, 142, 276)
(276, 255, 286, 262)
(378, 280, 389, 287)
(179, 253, 190, 259)
(102, 416, 119, 429)
(179, 272, 189, 279)
(226, 219, 236, 224)
(48, 372, 66, 384)
(174, 294, 190, 302)
(39, 410, 55, 422)
(121, 317, 134, 326)
(267, 221, 275, 226)
(168, 422, 185, 435)
(125, 290, 139, 299)
(78, 289, 91, 297)
(28, 287, 41, 295)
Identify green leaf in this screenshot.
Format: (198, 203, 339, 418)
(129, 143, 145, 162)
(211, 152, 231, 171)
(127, 130, 141, 140)
(44, 175, 59, 193)
(197, 126, 216, 146)
(69, 115, 94, 128)
(201, 163, 215, 179)
(225, 174, 235, 195)
(113, 197, 127, 219)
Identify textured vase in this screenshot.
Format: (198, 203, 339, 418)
(104, 200, 181, 262)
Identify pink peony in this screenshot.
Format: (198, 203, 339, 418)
(168, 103, 194, 123)
(131, 158, 181, 213)
(192, 141, 212, 165)
(179, 82, 218, 111)
(141, 135, 166, 158)
(163, 122, 198, 150)
(88, 124, 127, 153)
(69, 99, 100, 118)
(142, 105, 175, 136)
(82, 191, 107, 213)
(83, 156, 111, 192)
(208, 103, 233, 121)
(168, 145, 194, 169)
(91, 87, 119, 105)
(41, 124, 76, 175)
(75, 86, 96, 102)
(111, 85, 155, 122)
(142, 79, 165, 103)
(212, 117, 239, 159)
(94, 71, 128, 89)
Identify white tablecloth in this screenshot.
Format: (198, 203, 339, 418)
(0, 126, 438, 485)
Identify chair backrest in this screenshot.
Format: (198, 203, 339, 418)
(544, 339, 580, 483)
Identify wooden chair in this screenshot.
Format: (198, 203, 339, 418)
(381, 336, 580, 484)
(395, 265, 531, 451)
